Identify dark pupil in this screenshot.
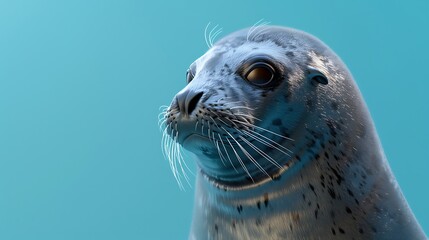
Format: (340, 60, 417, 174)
(246, 66, 273, 85)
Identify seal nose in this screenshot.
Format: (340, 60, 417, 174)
(176, 89, 204, 116)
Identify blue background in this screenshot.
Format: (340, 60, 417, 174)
(0, 0, 428, 239)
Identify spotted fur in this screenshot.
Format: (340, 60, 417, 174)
(160, 26, 426, 240)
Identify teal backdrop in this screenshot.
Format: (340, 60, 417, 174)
(0, 0, 428, 239)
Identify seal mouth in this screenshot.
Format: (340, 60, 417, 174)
(182, 133, 210, 145)
(179, 133, 216, 152)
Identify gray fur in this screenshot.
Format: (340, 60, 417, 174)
(162, 26, 426, 240)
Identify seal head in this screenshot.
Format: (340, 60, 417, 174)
(165, 26, 347, 187)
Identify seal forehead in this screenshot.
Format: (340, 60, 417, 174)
(195, 39, 294, 74)
(191, 26, 332, 77)
(217, 26, 331, 56)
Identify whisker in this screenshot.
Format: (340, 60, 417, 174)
(224, 127, 270, 178)
(194, 120, 199, 131)
(232, 119, 294, 141)
(175, 132, 189, 190)
(241, 129, 292, 155)
(201, 119, 205, 135)
(204, 22, 211, 48)
(247, 19, 270, 41)
(215, 140, 227, 166)
(159, 105, 169, 111)
(175, 132, 191, 188)
(219, 111, 260, 123)
(239, 135, 283, 169)
(210, 27, 223, 47)
(218, 133, 238, 172)
(180, 149, 195, 177)
(250, 21, 270, 40)
(229, 106, 256, 111)
(208, 24, 220, 48)
(207, 119, 213, 142)
(222, 127, 253, 181)
(158, 119, 167, 131)
(247, 19, 265, 41)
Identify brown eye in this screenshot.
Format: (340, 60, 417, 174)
(186, 69, 194, 83)
(245, 62, 275, 86)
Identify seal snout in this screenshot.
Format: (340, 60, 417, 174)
(175, 88, 204, 117)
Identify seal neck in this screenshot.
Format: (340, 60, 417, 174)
(190, 125, 426, 239)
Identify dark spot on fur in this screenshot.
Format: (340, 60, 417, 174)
(237, 205, 243, 213)
(320, 175, 326, 188)
(327, 187, 336, 199)
(331, 228, 336, 235)
(307, 139, 316, 148)
(324, 152, 330, 159)
(326, 119, 337, 137)
(359, 228, 364, 234)
(286, 51, 295, 57)
(215, 224, 218, 233)
(327, 162, 344, 185)
(257, 201, 261, 209)
(309, 183, 317, 196)
(270, 119, 281, 127)
(331, 101, 339, 110)
(284, 90, 292, 101)
(264, 193, 269, 207)
(374, 206, 382, 213)
(306, 99, 314, 109)
(339, 228, 345, 234)
(314, 153, 320, 160)
(346, 206, 352, 214)
(292, 213, 300, 223)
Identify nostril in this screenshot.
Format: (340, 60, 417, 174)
(187, 92, 204, 115)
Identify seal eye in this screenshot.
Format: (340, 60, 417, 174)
(186, 69, 195, 83)
(245, 62, 275, 86)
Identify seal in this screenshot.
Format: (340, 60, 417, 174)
(160, 25, 427, 239)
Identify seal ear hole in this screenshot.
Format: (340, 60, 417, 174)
(308, 68, 328, 85)
(312, 75, 328, 85)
